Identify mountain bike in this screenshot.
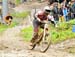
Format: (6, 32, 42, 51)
(30, 21, 52, 53)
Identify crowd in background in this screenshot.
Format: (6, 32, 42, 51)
(48, 0, 75, 22)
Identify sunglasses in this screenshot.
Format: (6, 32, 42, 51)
(46, 10, 51, 12)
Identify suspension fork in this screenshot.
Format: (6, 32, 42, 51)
(43, 23, 48, 41)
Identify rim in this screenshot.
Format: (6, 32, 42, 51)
(40, 36, 51, 52)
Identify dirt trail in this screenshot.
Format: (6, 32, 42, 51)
(0, 25, 75, 57)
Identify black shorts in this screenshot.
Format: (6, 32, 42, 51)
(33, 19, 45, 29)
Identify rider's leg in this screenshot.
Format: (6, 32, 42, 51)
(30, 19, 39, 44)
(30, 32, 38, 43)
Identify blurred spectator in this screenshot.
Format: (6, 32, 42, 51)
(66, 4, 72, 20)
(71, 0, 75, 19)
(62, 4, 69, 21)
(59, 4, 64, 22)
(59, 0, 64, 4)
(52, 2, 59, 23)
(44, 0, 74, 23)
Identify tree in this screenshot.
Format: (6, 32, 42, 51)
(2, 0, 9, 23)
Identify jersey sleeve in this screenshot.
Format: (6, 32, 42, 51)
(47, 15, 54, 21)
(35, 11, 43, 17)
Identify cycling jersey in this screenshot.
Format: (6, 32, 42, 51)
(35, 10, 54, 21)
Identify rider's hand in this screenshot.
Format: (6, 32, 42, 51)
(37, 18, 48, 24)
(37, 18, 41, 22)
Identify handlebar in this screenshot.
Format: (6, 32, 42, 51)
(40, 20, 49, 24)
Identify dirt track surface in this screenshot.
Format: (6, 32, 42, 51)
(0, 25, 75, 57)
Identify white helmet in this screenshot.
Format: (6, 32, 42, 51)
(44, 6, 51, 12)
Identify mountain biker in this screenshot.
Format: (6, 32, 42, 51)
(30, 6, 56, 46)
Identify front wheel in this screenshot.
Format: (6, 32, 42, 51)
(40, 34, 51, 53)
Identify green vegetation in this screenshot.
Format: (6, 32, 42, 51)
(21, 26, 33, 41)
(11, 11, 30, 25)
(0, 24, 8, 33)
(0, 11, 29, 34)
(11, 11, 30, 18)
(15, 0, 21, 6)
(0, 21, 18, 33)
(21, 20, 75, 43)
(9, 21, 19, 27)
(51, 20, 75, 43)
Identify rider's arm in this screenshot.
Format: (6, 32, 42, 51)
(48, 15, 56, 27)
(35, 11, 41, 22)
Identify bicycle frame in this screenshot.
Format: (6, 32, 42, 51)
(43, 23, 48, 42)
(30, 21, 51, 52)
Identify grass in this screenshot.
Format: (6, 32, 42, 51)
(0, 11, 30, 35)
(0, 21, 18, 33)
(11, 11, 30, 18)
(51, 20, 75, 43)
(11, 11, 30, 24)
(21, 26, 33, 42)
(21, 19, 75, 43)
(0, 24, 8, 33)
(15, 0, 21, 6)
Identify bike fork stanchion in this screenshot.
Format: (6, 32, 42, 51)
(43, 24, 46, 42)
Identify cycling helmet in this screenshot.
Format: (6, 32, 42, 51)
(44, 6, 51, 13)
